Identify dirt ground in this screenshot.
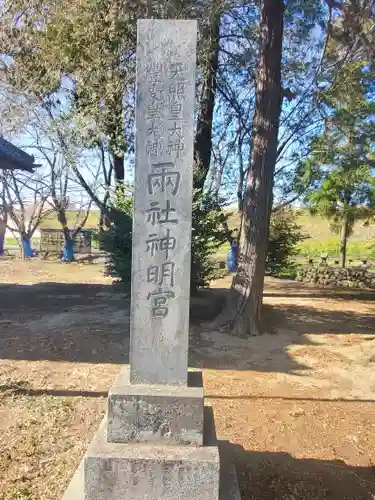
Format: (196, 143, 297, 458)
(0, 260, 375, 500)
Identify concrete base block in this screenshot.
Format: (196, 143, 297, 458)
(62, 443, 239, 500)
(62, 410, 240, 500)
(89, 416, 219, 500)
(108, 367, 204, 445)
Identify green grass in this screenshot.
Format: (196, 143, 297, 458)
(4, 237, 19, 246)
(39, 210, 100, 230)
(297, 238, 375, 260)
(295, 210, 375, 242)
(214, 208, 375, 264)
(5, 237, 40, 248)
(225, 208, 375, 241)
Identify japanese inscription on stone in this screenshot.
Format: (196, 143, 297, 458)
(130, 20, 197, 386)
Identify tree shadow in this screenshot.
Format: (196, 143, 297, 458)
(0, 281, 374, 374)
(0, 281, 131, 364)
(232, 443, 375, 500)
(190, 284, 374, 372)
(0, 281, 229, 366)
(262, 302, 374, 336)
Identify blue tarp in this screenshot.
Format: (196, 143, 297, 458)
(62, 239, 74, 262)
(227, 241, 238, 272)
(22, 236, 35, 258)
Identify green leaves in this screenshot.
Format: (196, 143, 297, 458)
(299, 9, 375, 256)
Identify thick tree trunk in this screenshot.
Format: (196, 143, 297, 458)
(340, 214, 348, 268)
(214, 0, 284, 336)
(193, 3, 220, 191)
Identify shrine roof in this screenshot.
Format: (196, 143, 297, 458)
(0, 137, 36, 172)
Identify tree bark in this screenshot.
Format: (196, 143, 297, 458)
(113, 153, 124, 186)
(57, 208, 70, 243)
(0, 218, 5, 256)
(237, 136, 245, 212)
(340, 214, 348, 268)
(99, 191, 112, 231)
(214, 0, 284, 336)
(193, 2, 220, 191)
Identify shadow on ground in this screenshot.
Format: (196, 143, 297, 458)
(0, 281, 374, 374)
(262, 302, 374, 336)
(2, 384, 374, 404)
(233, 443, 375, 500)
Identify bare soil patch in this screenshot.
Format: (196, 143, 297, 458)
(0, 261, 375, 499)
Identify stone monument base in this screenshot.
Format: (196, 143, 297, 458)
(62, 409, 240, 500)
(63, 441, 240, 500)
(107, 367, 204, 445)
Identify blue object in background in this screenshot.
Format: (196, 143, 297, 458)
(62, 239, 74, 262)
(22, 235, 33, 258)
(227, 241, 238, 272)
(0, 236, 4, 256)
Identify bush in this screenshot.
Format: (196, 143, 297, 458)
(99, 191, 133, 288)
(191, 191, 230, 292)
(100, 189, 230, 292)
(266, 209, 306, 277)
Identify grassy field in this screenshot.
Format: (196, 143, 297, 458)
(222, 209, 375, 264)
(39, 210, 100, 230)
(295, 211, 375, 262)
(4, 208, 375, 264)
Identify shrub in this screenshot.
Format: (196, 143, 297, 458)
(266, 209, 306, 277)
(99, 191, 133, 288)
(191, 191, 230, 292)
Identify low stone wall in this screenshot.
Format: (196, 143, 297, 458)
(296, 266, 375, 289)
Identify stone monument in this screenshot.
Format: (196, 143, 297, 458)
(63, 19, 240, 500)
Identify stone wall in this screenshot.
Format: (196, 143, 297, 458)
(296, 266, 375, 289)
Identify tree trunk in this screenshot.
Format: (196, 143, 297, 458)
(340, 214, 348, 268)
(21, 232, 33, 259)
(113, 153, 124, 186)
(214, 0, 284, 336)
(107, 88, 125, 190)
(237, 134, 246, 212)
(57, 209, 74, 262)
(57, 209, 70, 241)
(99, 190, 112, 231)
(0, 218, 5, 256)
(237, 164, 245, 213)
(193, 3, 220, 191)
(99, 208, 110, 232)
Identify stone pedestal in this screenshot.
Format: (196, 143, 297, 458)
(63, 406, 240, 500)
(85, 415, 219, 500)
(107, 367, 204, 445)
